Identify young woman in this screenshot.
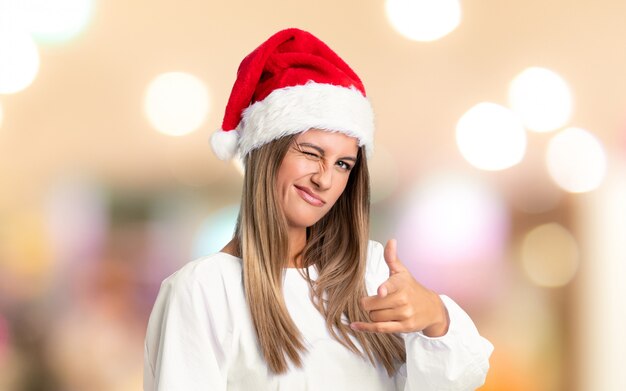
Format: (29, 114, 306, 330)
(144, 28, 493, 390)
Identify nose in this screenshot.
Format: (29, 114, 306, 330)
(310, 162, 332, 190)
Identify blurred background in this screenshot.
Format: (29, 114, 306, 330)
(1, 0, 625, 390)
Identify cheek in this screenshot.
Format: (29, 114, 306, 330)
(279, 159, 316, 184)
(276, 160, 306, 195)
(328, 177, 351, 204)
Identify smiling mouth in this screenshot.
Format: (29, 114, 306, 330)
(294, 186, 325, 206)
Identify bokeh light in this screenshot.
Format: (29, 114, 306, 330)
(20, 0, 95, 44)
(394, 172, 510, 307)
(0, 26, 40, 94)
(1, 210, 55, 300)
(521, 223, 579, 287)
(479, 345, 544, 391)
(508, 67, 572, 132)
(368, 143, 399, 203)
(192, 205, 239, 258)
(43, 175, 108, 269)
(546, 127, 607, 193)
(456, 102, 527, 171)
(385, 0, 461, 42)
(396, 173, 509, 263)
(144, 72, 210, 136)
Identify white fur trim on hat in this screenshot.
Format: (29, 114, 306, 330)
(238, 82, 374, 159)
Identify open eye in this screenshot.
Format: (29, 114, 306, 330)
(337, 161, 352, 171)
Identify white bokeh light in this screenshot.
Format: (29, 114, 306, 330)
(546, 127, 607, 193)
(393, 172, 509, 307)
(509, 67, 573, 132)
(456, 102, 527, 171)
(21, 0, 95, 43)
(144, 72, 210, 136)
(0, 26, 40, 94)
(521, 223, 579, 287)
(396, 173, 509, 265)
(385, 0, 461, 42)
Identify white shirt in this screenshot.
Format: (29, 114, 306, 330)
(144, 240, 493, 390)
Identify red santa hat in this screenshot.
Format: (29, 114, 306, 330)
(210, 28, 375, 161)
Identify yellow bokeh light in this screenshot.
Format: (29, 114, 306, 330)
(22, 0, 96, 44)
(521, 223, 579, 287)
(508, 67, 572, 132)
(385, 0, 461, 42)
(546, 127, 607, 193)
(0, 26, 40, 94)
(144, 72, 210, 137)
(456, 102, 527, 171)
(0, 210, 55, 298)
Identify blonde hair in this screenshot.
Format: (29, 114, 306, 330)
(230, 133, 406, 376)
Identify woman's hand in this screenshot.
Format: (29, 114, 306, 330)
(350, 239, 450, 337)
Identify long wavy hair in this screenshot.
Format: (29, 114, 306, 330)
(229, 132, 406, 376)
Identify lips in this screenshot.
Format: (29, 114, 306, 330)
(294, 185, 325, 206)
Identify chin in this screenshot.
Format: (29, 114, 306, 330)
(287, 212, 326, 229)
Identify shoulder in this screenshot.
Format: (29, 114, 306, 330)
(159, 252, 243, 301)
(147, 252, 245, 335)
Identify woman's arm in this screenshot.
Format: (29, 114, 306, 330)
(361, 240, 494, 391)
(398, 295, 493, 390)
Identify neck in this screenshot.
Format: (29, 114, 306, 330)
(287, 226, 307, 268)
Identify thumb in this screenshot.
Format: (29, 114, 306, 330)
(384, 238, 406, 276)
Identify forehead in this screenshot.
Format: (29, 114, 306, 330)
(296, 129, 359, 154)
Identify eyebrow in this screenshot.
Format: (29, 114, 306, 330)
(298, 143, 358, 162)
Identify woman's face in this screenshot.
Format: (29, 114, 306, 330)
(275, 129, 359, 230)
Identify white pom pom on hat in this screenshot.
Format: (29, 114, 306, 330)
(210, 128, 239, 161)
